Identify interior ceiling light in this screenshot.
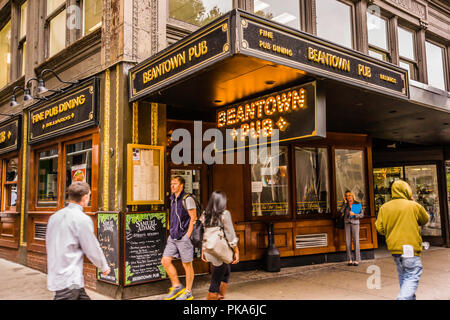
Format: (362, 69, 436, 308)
(254, 0, 270, 12)
(272, 12, 296, 24)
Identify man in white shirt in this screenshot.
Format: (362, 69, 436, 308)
(46, 182, 110, 300)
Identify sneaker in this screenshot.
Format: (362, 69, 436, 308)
(164, 285, 185, 300)
(175, 290, 194, 300)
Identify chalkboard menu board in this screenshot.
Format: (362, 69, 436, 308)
(97, 213, 120, 285)
(124, 212, 167, 285)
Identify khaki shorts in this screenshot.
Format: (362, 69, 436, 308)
(163, 234, 194, 263)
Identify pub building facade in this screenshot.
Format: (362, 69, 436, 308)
(0, 0, 448, 299)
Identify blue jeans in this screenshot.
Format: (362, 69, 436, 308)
(393, 255, 423, 300)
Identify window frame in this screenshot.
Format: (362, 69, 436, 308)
(28, 128, 99, 214)
(17, 0, 27, 77)
(366, 10, 391, 62)
(0, 17, 11, 89)
(397, 24, 418, 81)
(424, 38, 448, 91)
(44, 0, 67, 59)
(0, 151, 21, 213)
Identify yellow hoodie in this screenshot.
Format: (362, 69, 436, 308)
(375, 180, 429, 256)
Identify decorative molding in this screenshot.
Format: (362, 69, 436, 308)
(384, 0, 428, 20)
(151, 103, 158, 146)
(115, 64, 120, 211)
(103, 68, 110, 211)
(151, 0, 159, 55)
(132, 0, 138, 61)
(19, 112, 27, 247)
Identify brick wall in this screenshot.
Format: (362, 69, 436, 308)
(83, 262, 98, 290)
(0, 247, 19, 263)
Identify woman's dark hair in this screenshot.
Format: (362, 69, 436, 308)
(204, 191, 227, 227)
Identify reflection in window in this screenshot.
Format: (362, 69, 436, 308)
(169, 0, 232, 27)
(335, 149, 367, 210)
(367, 12, 387, 50)
(0, 20, 11, 88)
(4, 158, 18, 210)
(65, 141, 92, 203)
(405, 165, 441, 237)
(38, 149, 58, 207)
(398, 27, 415, 60)
(170, 169, 201, 200)
(47, 0, 65, 16)
(83, 0, 102, 35)
(251, 146, 288, 216)
(373, 167, 403, 214)
(369, 48, 388, 62)
(316, 0, 353, 49)
(295, 147, 329, 215)
(253, 0, 300, 29)
(425, 41, 445, 90)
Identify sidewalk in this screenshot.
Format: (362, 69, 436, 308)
(1, 246, 449, 300)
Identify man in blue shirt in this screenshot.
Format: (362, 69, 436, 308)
(161, 176, 197, 300)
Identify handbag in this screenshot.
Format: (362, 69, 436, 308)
(335, 213, 345, 229)
(190, 214, 204, 249)
(202, 214, 234, 264)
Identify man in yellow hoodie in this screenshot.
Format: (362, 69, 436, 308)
(376, 180, 429, 300)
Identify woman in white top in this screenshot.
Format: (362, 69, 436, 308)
(201, 191, 239, 300)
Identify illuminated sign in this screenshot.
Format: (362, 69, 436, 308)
(216, 81, 325, 149)
(129, 18, 231, 102)
(0, 116, 21, 155)
(28, 78, 98, 144)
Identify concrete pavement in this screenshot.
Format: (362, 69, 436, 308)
(1, 246, 449, 300)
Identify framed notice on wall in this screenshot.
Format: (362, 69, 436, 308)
(127, 144, 164, 205)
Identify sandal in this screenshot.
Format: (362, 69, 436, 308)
(347, 261, 353, 266)
(353, 262, 359, 266)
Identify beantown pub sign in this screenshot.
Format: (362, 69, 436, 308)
(0, 116, 21, 155)
(28, 77, 99, 144)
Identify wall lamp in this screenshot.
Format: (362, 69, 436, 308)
(37, 68, 78, 94)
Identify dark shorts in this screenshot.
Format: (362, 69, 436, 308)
(54, 287, 91, 300)
(163, 234, 194, 263)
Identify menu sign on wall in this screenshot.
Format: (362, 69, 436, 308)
(28, 77, 98, 144)
(97, 213, 120, 285)
(124, 212, 167, 285)
(0, 116, 21, 155)
(239, 13, 408, 98)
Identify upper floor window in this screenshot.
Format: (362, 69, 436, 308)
(397, 26, 417, 80)
(82, 0, 102, 36)
(253, 0, 300, 29)
(169, 0, 232, 27)
(367, 10, 389, 61)
(316, 0, 354, 49)
(46, 0, 67, 57)
(0, 20, 11, 88)
(19, 1, 27, 76)
(425, 41, 446, 91)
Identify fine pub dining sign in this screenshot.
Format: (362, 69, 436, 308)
(28, 77, 99, 144)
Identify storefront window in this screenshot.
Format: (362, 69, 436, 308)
(295, 147, 329, 215)
(253, 0, 300, 29)
(425, 41, 446, 91)
(170, 168, 201, 200)
(0, 20, 11, 88)
(3, 158, 18, 211)
(316, 0, 353, 49)
(335, 149, 367, 210)
(373, 167, 403, 214)
(65, 140, 92, 203)
(83, 0, 102, 35)
(169, 0, 232, 27)
(405, 165, 441, 237)
(251, 146, 289, 216)
(37, 148, 59, 207)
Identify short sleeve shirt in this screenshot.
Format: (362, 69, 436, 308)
(185, 196, 196, 211)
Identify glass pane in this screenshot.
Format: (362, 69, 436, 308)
(335, 149, 367, 210)
(83, 0, 102, 35)
(373, 167, 403, 214)
(21, 41, 26, 76)
(20, 1, 27, 39)
(369, 48, 387, 61)
(170, 169, 201, 200)
(169, 0, 232, 27)
(425, 41, 446, 90)
(253, 0, 300, 29)
(4, 158, 19, 210)
(251, 146, 289, 216)
(6, 158, 18, 182)
(47, 0, 65, 16)
(316, 0, 353, 49)
(49, 9, 66, 57)
(295, 147, 329, 215)
(398, 26, 415, 60)
(400, 60, 415, 80)
(65, 140, 92, 203)
(404, 165, 441, 237)
(37, 148, 59, 207)
(367, 11, 387, 50)
(0, 20, 11, 88)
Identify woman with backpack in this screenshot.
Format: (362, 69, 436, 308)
(200, 191, 239, 300)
